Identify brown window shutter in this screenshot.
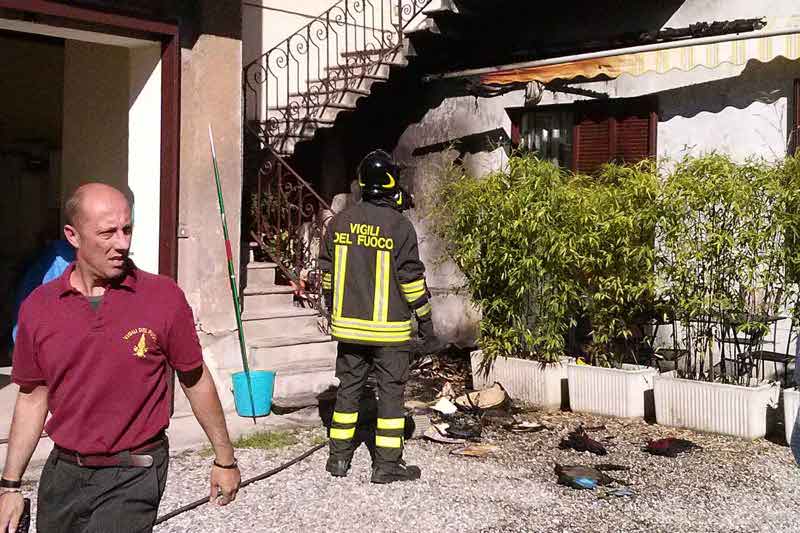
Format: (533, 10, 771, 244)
(574, 115, 612, 174)
(507, 109, 522, 148)
(574, 100, 657, 173)
(616, 114, 652, 163)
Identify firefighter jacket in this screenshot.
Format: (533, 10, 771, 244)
(319, 200, 432, 346)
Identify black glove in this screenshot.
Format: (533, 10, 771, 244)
(417, 316, 446, 355)
(321, 290, 333, 321)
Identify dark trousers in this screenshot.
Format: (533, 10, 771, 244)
(329, 342, 410, 467)
(36, 443, 169, 533)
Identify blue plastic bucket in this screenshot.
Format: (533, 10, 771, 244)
(232, 370, 275, 417)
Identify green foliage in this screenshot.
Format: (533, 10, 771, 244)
(429, 155, 658, 367)
(570, 162, 659, 362)
(429, 156, 577, 366)
(657, 153, 800, 380)
(431, 151, 800, 376)
(232, 430, 299, 450)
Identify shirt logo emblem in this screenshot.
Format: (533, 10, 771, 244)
(134, 334, 147, 358)
(123, 328, 158, 358)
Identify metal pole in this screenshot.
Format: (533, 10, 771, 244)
(209, 125, 258, 424)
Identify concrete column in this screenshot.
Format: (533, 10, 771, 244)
(177, 34, 243, 335)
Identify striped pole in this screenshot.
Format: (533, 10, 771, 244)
(209, 125, 257, 424)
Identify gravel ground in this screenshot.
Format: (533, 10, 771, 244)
(21, 412, 800, 533)
(149, 414, 800, 533)
(19, 350, 800, 532)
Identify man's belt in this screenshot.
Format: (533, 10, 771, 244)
(54, 431, 167, 468)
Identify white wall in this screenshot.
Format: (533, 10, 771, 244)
(242, 0, 421, 117)
(243, 0, 333, 63)
(128, 46, 162, 274)
(61, 40, 163, 274)
(61, 41, 130, 200)
(528, 57, 800, 162)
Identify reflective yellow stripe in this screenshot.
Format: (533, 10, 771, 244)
(372, 250, 390, 323)
(375, 435, 403, 448)
(377, 418, 405, 430)
(416, 302, 432, 317)
(404, 289, 425, 303)
(331, 323, 411, 335)
(322, 272, 332, 290)
(333, 245, 348, 319)
(331, 327, 412, 343)
(323, 272, 332, 282)
(333, 411, 358, 424)
(332, 316, 411, 331)
(401, 279, 426, 303)
(330, 427, 355, 440)
(400, 279, 425, 293)
(372, 249, 384, 322)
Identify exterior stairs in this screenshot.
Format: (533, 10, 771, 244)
(238, 1, 465, 412)
(244, 0, 458, 157)
(234, 261, 338, 409)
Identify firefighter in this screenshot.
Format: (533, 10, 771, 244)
(319, 149, 440, 484)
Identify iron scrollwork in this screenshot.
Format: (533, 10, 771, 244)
(243, 0, 434, 328)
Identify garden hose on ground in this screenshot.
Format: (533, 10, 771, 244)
(154, 441, 328, 526)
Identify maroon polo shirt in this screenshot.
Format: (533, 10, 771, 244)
(12, 264, 203, 454)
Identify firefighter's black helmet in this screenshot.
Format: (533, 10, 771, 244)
(358, 149, 400, 201)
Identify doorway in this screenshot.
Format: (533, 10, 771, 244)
(0, 3, 179, 366)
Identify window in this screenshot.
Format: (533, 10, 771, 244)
(520, 110, 574, 168)
(515, 96, 658, 173)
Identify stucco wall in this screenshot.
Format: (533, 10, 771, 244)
(177, 34, 244, 335)
(243, 0, 333, 65)
(61, 41, 164, 274)
(393, 91, 521, 345)
(61, 41, 129, 199)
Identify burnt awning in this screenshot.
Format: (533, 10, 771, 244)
(425, 21, 800, 92)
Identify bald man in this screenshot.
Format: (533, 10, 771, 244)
(0, 183, 240, 532)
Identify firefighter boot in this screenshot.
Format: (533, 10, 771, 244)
(325, 455, 352, 477)
(370, 460, 422, 484)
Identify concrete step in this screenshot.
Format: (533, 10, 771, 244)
(242, 285, 295, 313)
(272, 369, 338, 408)
(249, 335, 336, 373)
(242, 305, 321, 339)
(217, 339, 338, 411)
(246, 261, 277, 287)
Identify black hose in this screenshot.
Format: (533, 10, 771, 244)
(154, 441, 327, 526)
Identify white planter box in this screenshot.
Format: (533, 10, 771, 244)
(470, 351, 568, 410)
(567, 363, 657, 418)
(785, 388, 800, 445)
(654, 374, 780, 440)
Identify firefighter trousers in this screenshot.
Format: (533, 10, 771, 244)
(329, 342, 410, 467)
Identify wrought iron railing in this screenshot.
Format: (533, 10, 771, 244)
(249, 145, 334, 328)
(243, 0, 433, 329)
(243, 0, 433, 154)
